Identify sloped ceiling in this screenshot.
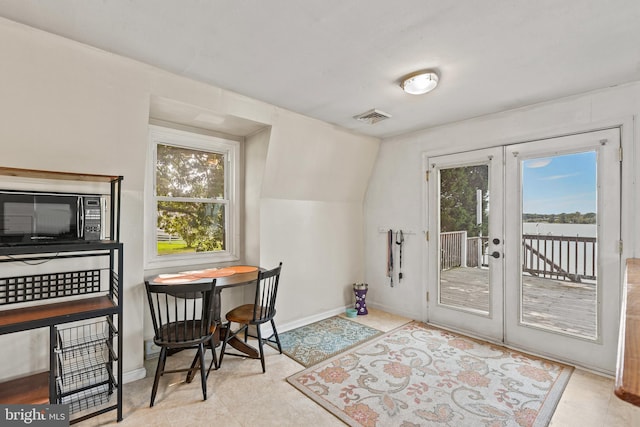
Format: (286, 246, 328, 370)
(0, 0, 639, 139)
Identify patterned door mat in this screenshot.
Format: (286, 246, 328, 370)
(271, 316, 382, 367)
(288, 321, 573, 427)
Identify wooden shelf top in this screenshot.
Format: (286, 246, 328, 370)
(0, 166, 122, 183)
(615, 258, 640, 406)
(0, 371, 49, 404)
(0, 296, 118, 334)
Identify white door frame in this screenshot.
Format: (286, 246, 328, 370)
(423, 127, 624, 373)
(425, 147, 504, 342)
(503, 128, 622, 372)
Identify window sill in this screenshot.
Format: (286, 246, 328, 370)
(144, 251, 240, 271)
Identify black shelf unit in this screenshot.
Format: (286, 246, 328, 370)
(0, 168, 123, 424)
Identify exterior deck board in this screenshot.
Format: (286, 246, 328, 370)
(440, 267, 596, 338)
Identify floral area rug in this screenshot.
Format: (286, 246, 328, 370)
(288, 321, 573, 427)
(272, 316, 383, 367)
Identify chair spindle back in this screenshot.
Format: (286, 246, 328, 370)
(145, 281, 216, 346)
(252, 263, 282, 323)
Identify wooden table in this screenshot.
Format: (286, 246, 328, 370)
(147, 266, 262, 360)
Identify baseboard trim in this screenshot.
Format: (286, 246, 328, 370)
(123, 367, 147, 384)
(366, 301, 421, 321)
(258, 304, 414, 340)
(246, 307, 347, 341)
(277, 306, 350, 333)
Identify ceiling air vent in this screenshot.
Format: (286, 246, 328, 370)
(353, 108, 391, 124)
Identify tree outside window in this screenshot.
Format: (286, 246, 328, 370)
(146, 125, 239, 268)
(440, 165, 489, 237)
(155, 144, 226, 255)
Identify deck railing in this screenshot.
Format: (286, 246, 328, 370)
(440, 231, 597, 283)
(440, 231, 467, 270)
(522, 234, 596, 282)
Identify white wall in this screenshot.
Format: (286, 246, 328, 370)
(364, 82, 640, 323)
(244, 127, 272, 266)
(0, 17, 380, 383)
(0, 17, 151, 382)
(259, 112, 379, 323)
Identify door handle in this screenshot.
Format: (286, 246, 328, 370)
(491, 251, 501, 259)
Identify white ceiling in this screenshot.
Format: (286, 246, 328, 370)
(1, 0, 639, 139)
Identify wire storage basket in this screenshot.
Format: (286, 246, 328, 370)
(55, 319, 117, 415)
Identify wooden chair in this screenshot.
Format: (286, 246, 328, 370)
(144, 280, 218, 407)
(219, 263, 283, 373)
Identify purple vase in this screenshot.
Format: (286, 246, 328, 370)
(353, 283, 368, 315)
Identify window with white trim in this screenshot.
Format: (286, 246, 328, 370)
(146, 125, 240, 268)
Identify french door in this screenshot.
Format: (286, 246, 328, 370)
(427, 147, 504, 341)
(427, 129, 621, 372)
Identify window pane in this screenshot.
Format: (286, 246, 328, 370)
(439, 165, 490, 314)
(156, 144, 225, 199)
(157, 201, 225, 255)
(520, 151, 597, 339)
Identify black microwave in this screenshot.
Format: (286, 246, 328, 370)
(0, 190, 105, 245)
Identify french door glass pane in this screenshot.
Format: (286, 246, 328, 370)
(439, 165, 490, 314)
(520, 151, 597, 339)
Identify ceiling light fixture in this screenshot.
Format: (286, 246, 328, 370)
(400, 70, 439, 95)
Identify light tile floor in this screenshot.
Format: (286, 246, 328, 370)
(86, 308, 640, 426)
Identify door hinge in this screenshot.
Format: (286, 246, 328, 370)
(618, 240, 624, 254)
(619, 146, 623, 162)
(425, 231, 429, 241)
(425, 170, 430, 181)
(426, 291, 429, 302)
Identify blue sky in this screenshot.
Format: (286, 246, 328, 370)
(522, 151, 596, 214)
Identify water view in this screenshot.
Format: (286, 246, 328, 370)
(439, 150, 599, 339)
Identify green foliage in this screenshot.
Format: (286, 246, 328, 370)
(156, 144, 226, 253)
(523, 212, 596, 224)
(157, 240, 190, 255)
(440, 165, 488, 236)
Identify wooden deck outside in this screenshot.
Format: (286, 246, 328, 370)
(440, 266, 597, 338)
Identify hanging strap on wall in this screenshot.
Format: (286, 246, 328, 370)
(395, 230, 404, 283)
(387, 229, 394, 287)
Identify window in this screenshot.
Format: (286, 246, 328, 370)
(146, 125, 240, 268)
